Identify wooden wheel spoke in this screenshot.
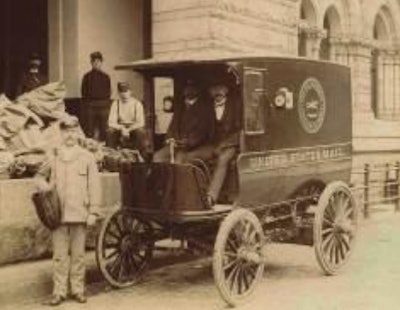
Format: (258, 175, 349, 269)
(241, 267, 251, 291)
(233, 265, 241, 295)
(226, 264, 239, 289)
(233, 224, 244, 245)
(337, 233, 351, 253)
(329, 237, 337, 263)
(223, 251, 238, 259)
(323, 216, 334, 226)
(243, 263, 257, 281)
(332, 237, 340, 264)
(223, 258, 238, 271)
(243, 221, 251, 240)
(236, 267, 243, 295)
(105, 248, 119, 260)
(107, 254, 122, 279)
(328, 197, 337, 217)
(245, 229, 259, 247)
(111, 216, 124, 237)
(322, 227, 334, 236)
(129, 253, 140, 271)
(337, 194, 350, 220)
(322, 233, 335, 254)
(325, 202, 336, 222)
(226, 237, 238, 252)
(132, 251, 147, 266)
(336, 236, 346, 261)
(121, 216, 135, 234)
(127, 251, 140, 273)
(104, 240, 119, 248)
(117, 253, 126, 281)
(97, 210, 154, 288)
(315, 184, 356, 275)
(243, 264, 257, 282)
(106, 228, 121, 241)
(343, 204, 354, 219)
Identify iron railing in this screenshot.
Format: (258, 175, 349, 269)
(351, 162, 400, 218)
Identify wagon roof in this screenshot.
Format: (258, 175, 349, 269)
(115, 53, 349, 72)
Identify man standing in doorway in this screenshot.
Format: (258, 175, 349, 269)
(16, 53, 48, 97)
(81, 51, 111, 142)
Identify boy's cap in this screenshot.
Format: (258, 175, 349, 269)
(90, 51, 103, 61)
(117, 82, 130, 92)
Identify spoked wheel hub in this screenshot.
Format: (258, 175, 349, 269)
(236, 247, 262, 265)
(213, 209, 265, 307)
(96, 208, 154, 288)
(314, 181, 358, 275)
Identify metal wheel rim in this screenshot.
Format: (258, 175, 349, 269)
(314, 183, 357, 275)
(96, 209, 153, 288)
(214, 210, 265, 306)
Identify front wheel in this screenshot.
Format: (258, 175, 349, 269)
(314, 181, 358, 275)
(213, 209, 265, 307)
(96, 208, 154, 288)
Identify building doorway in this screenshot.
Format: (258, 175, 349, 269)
(0, 0, 48, 100)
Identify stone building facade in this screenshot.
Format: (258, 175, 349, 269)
(152, 0, 400, 161)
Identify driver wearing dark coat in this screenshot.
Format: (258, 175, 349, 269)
(153, 80, 213, 163)
(184, 83, 240, 205)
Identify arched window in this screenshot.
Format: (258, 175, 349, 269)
(371, 6, 398, 120)
(298, 0, 317, 57)
(319, 6, 341, 61)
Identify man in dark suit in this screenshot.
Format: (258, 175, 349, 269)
(16, 53, 48, 97)
(81, 51, 111, 141)
(153, 80, 213, 163)
(184, 83, 240, 205)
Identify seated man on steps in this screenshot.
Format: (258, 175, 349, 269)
(184, 83, 240, 206)
(106, 82, 147, 156)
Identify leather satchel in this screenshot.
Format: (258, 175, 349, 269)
(32, 188, 62, 230)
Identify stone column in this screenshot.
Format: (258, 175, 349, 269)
(347, 40, 375, 121)
(297, 26, 326, 59)
(373, 48, 398, 120)
(330, 37, 350, 65)
(394, 52, 400, 118)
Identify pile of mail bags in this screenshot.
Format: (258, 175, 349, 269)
(0, 82, 101, 179)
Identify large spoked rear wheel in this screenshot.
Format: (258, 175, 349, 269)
(314, 181, 357, 275)
(96, 208, 154, 288)
(213, 209, 265, 307)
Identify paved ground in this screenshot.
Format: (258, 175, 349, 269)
(3, 210, 400, 310)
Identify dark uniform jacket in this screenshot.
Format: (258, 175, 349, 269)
(81, 69, 111, 106)
(211, 99, 241, 150)
(166, 97, 213, 151)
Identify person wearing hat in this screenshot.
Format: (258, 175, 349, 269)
(184, 82, 240, 205)
(16, 53, 48, 97)
(106, 82, 146, 154)
(153, 80, 213, 163)
(35, 115, 101, 306)
(81, 51, 111, 141)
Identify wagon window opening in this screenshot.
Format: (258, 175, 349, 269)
(243, 70, 266, 134)
(153, 77, 174, 150)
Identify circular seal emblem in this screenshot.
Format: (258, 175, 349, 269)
(298, 77, 326, 134)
